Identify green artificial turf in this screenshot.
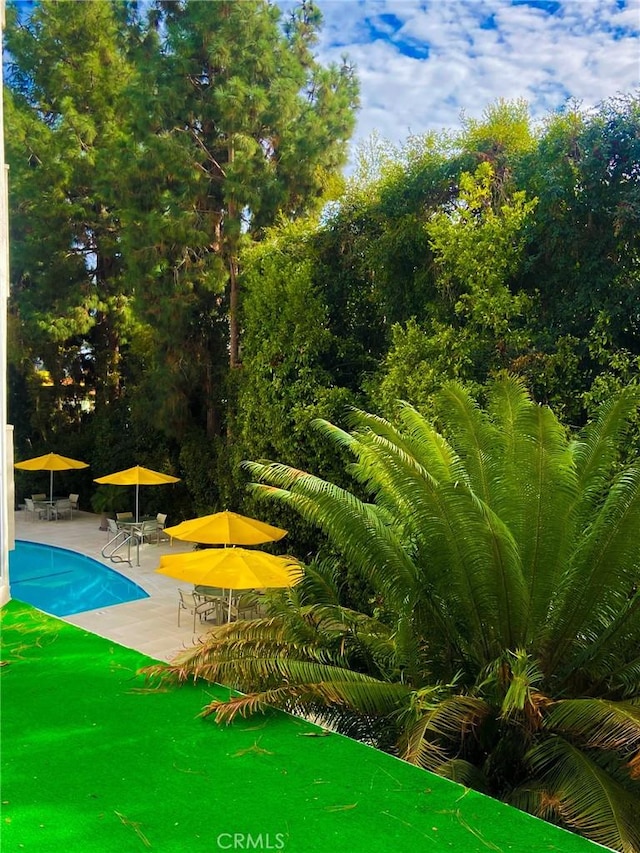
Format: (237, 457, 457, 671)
(1, 600, 606, 853)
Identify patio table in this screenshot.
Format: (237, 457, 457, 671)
(194, 584, 225, 598)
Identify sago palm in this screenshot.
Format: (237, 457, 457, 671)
(147, 377, 640, 851)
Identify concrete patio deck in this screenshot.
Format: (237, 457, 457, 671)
(11, 509, 215, 661)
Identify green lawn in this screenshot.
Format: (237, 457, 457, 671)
(1, 600, 606, 853)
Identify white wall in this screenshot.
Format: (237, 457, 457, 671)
(1, 0, 14, 607)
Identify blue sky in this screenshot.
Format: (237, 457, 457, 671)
(303, 0, 640, 165)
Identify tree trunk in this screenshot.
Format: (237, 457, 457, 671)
(228, 249, 239, 369)
(205, 359, 217, 439)
(227, 140, 240, 370)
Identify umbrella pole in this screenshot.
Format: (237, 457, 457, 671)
(228, 593, 232, 623)
(50, 470, 54, 503)
(136, 484, 139, 523)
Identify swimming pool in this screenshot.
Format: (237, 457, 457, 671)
(9, 540, 149, 616)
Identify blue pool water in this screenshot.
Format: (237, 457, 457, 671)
(9, 540, 149, 616)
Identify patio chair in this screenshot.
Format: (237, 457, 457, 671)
(155, 513, 169, 543)
(24, 497, 45, 522)
(69, 493, 80, 511)
(226, 592, 260, 622)
(116, 511, 133, 522)
(52, 497, 73, 521)
(193, 587, 226, 620)
(32, 493, 47, 502)
(133, 518, 160, 545)
(177, 589, 218, 632)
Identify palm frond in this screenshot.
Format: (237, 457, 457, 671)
(573, 387, 640, 520)
(524, 735, 640, 851)
(398, 690, 490, 769)
(219, 381, 640, 851)
(365, 437, 528, 658)
(293, 557, 345, 606)
(345, 417, 530, 657)
(346, 428, 441, 519)
(484, 373, 533, 436)
(507, 781, 566, 824)
(205, 677, 410, 723)
(434, 378, 580, 649)
(202, 685, 303, 722)
(614, 657, 640, 699)
(438, 758, 489, 791)
(549, 466, 640, 669)
(399, 713, 450, 771)
(435, 381, 502, 505)
(247, 470, 419, 609)
(307, 416, 360, 456)
(498, 650, 548, 727)
(248, 458, 480, 666)
(330, 407, 459, 484)
(445, 377, 580, 645)
(558, 596, 640, 696)
(430, 482, 528, 655)
(505, 404, 579, 643)
(544, 699, 640, 755)
(380, 402, 470, 486)
(144, 596, 406, 696)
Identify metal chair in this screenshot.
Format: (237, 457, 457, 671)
(134, 518, 160, 545)
(115, 512, 134, 533)
(24, 497, 45, 522)
(177, 590, 218, 631)
(155, 513, 169, 543)
(52, 497, 73, 520)
(226, 592, 261, 622)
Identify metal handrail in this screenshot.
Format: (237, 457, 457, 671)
(101, 529, 133, 566)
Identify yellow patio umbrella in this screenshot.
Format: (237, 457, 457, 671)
(163, 510, 287, 546)
(15, 452, 89, 503)
(157, 547, 303, 622)
(94, 465, 180, 522)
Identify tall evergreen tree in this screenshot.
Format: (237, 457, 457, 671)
(5, 0, 139, 432)
(5, 0, 359, 503)
(119, 0, 358, 442)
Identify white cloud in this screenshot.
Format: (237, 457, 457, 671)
(307, 0, 640, 166)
